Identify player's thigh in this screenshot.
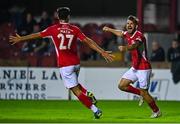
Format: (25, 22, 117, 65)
(120, 67, 138, 87)
(60, 65, 80, 89)
(136, 69, 152, 89)
(119, 78, 133, 89)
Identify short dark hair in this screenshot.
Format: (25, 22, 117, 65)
(57, 7, 70, 20)
(127, 15, 139, 25)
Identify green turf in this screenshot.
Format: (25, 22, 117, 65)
(0, 100, 179, 123)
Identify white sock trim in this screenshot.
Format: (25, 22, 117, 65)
(90, 104, 98, 113)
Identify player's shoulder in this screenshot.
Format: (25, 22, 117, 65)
(41, 24, 56, 33)
(69, 23, 81, 30)
(45, 24, 59, 30)
(136, 30, 143, 36)
(68, 24, 83, 34)
(122, 31, 128, 38)
(123, 31, 128, 35)
(135, 31, 146, 42)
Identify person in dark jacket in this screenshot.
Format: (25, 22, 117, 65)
(150, 41, 165, 62)
(167, 39, 180, 84)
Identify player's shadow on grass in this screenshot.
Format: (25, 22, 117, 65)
(115, 115, 145, 119)
(162, 112, 180, 118)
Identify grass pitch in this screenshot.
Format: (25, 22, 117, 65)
(0, 100, 180, 123)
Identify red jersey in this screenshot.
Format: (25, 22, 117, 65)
(40, 22, 86, 67)
(123, 30, 151, 70)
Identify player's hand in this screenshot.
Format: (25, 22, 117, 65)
(101, 51, 115, 63)
(9, 33, 22, 45)
(102, 26, 110, 32)
(118, 46, 127, 52)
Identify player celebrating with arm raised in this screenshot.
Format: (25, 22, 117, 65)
(103, 15, 161, 118)
(10, 7, 114, 119)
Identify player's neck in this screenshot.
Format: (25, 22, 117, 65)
(128, 30, 137, 36)
(59, 20, 69, 23)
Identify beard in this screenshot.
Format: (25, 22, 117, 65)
(127, 28, 136, 34)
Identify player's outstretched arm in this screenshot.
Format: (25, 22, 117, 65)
(9, 33, 42, 45)
(103, 26, 124, 37)
(83, 37, 114, 63)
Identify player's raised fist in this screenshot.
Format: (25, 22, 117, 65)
(102, 26, 110, 32)
(118, 46, 127, 52)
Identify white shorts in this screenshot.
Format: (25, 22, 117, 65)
(59, 64, 80, 89)
(121, 67, 151, 89)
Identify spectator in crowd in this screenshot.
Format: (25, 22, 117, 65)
(22, 23, 50, 55)
(167, 39, 180, 84)
(33, 25, 50, 56)
(167, 39, 180, 62)
(20, 12, 37, 35)
(9, 5, 24, 32)
(39, 11, 52, 30)
(150, 41, 165, 62)
(39, 11, 52, 54)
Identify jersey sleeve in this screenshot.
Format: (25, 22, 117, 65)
(40, 27, 52, 38)
(76, 27, 86, 41)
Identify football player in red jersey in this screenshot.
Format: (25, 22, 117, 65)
(103, 15, 161, 118)
(9, 7, 114, 119)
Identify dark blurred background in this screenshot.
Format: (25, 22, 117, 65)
(0, 0, 136, 18)
(0, 0, 179, 70)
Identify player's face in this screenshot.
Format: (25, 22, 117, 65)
(126, 20, 136, 34)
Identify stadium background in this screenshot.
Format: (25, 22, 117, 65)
(0, 0, 180, 123)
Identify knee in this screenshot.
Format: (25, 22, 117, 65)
(118, 81, 126, 91)
(71, 86, 82, 97)
(140, 89, 148, 96)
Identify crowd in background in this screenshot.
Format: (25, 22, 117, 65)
(0, 10, 118, 61)
(0, 9, 180, 63)
(149, 39, 180, 62)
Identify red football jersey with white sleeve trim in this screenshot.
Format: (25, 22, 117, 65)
(40, 22, 86, 67)
(123, 31, 151, 70)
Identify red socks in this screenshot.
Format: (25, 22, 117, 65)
(148, 100, 159, 112)
(126, 85, 140, 95)
(79, 84, 87, 94)
(125, 85, 159, 113)
(77, 92, 92, 109)
(78, 84, 92, 109)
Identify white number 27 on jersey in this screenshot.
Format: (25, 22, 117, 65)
(57, 33, 74, 50)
